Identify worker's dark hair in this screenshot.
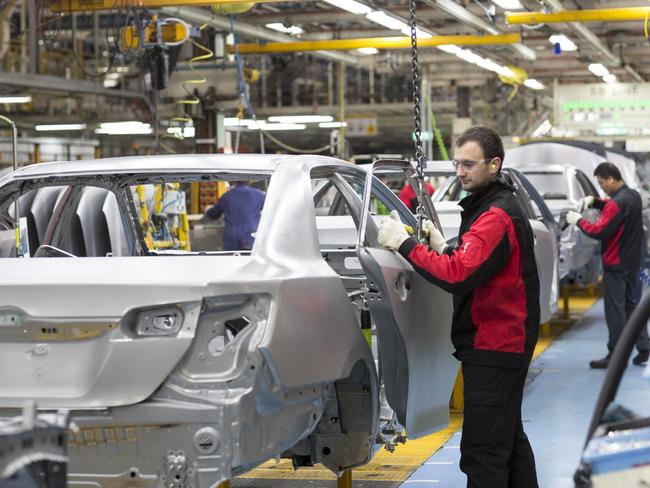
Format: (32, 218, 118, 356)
(594, 162, 623, 181)
(455, 125, 505, 163)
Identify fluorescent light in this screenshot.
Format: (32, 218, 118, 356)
(357, 47, 379, 55)
(249, 122, 306, 131)
(167, 126, 196, 138)
(268, 115, 334, 123)
(400, 26, 433, 39)
(265, 23, 303, 35)
(531, 119, 552, 138)
(319, 121, 347, 128)
(455, 48, 484, 65)
(603, 74, 617, 84)
(224, 117, 255, 127)
(588, 63, 609, 77)
(95, 121, 152, 135)
(437, 44, 462, 54)
(0, 95, 32, 103)
(366, 10, 409, 31)
(549, 34, 577, 52)
(35, 123, 87, 131)
(322, 0, 371, 15)
(492, 0, 525, 9)
(524, 78, 545, 90)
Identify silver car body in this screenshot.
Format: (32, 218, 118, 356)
(0, 154, 457, 487)
(509, 164, 602, 283)
(431, 168, 560, 324)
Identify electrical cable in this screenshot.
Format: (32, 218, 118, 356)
(261, 131, 331, 154)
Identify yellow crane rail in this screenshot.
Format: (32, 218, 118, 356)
(507, 7, 650, 25)
(51, 0, 305, 13)
(230, 33, 521, 54)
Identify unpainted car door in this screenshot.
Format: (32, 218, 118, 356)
(507, 170, 560, 323)
(332, 162, 457, 439)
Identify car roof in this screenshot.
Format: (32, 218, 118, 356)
(5, 154, 353, 180)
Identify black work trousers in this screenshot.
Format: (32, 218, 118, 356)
(603, 268, 650, 354)
(460, 362, 538, 488)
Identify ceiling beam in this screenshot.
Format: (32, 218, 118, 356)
(231, 33, 521, 54)
(506, 7, 650, 25)
(161, 6, 359, 65)
(423, 0, 536, 61)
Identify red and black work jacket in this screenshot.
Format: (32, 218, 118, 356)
(577, 186, 643, 272)
(398, 177, 540, 368)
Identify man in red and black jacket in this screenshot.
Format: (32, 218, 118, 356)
(378, 126, 539, 488)
(566, 162, 650, 368)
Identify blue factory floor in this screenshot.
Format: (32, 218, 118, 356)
(405, 299, 650, 487)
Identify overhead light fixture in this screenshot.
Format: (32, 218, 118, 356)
(400, 26, 433, 39)
(167, 126, 196, 138)
(268, 115, 334, 123)
(265, 23, 303, 35)
(491, 0, 525, 9)
(224, 117, 255, 127)
(35, 123, 87, 131)
(588, 63, 609, 77)
(523, 78, 545, 90)
(549, 34, 577, 52)
(322, 0, 371, 15)
(365, 10, 410, 31)
(319, 121, 347, 128)
(95, 121, 152, 135)
(248, 122, 306, 131)
(437, 44, 462, 54)
(531, 119, 552, 138)
(603, 74, 617, 84)
(357, 47, 379, 55)
(0, 95, 32, 104)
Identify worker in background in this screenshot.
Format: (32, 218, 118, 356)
(377, 126, 539, 488)
(399, 180, 435, 212)
(205, 181, 265, 251)
(566, 163, 650, 368)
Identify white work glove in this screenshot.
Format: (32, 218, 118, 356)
(566, 211, 582, 226)
(423, 219, 447, 253)
(576, 196, 595, 212)
(378, 210, 409, 251)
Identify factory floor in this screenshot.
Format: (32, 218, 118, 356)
(235, 295, 650, 488)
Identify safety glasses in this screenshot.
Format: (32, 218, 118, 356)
(451, 158, 493, 171)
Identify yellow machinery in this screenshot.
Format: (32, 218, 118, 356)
(506, 7, 650, 25)
(231, 33, 522, 54)
(120, 16, 190, 50)
(136, 184, 191, 251)
(50, 0, 301, 13)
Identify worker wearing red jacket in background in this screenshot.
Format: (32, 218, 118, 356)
(566, 162, 650, 368)
(399, 181, 435, 212)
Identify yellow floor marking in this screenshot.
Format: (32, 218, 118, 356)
(238, 415, 463, 482)
(238, 294, 599, 484)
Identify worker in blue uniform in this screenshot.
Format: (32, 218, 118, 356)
(205, 182, 265, 251)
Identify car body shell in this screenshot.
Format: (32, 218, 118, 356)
(0, 154, 457, 487)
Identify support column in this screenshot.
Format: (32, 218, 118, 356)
(27, 0, 38, 73)
(337, 470, 352, 488)
(337, 62, 346, 159)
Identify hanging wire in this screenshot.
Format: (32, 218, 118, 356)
(229, 15, 333, 155)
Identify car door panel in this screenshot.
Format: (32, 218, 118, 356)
(333, 161, 456, 439)
(357, 247, 456, 437)
(530, 219, 558, 323)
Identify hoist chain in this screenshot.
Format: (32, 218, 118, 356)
(409, 0, 427, 240)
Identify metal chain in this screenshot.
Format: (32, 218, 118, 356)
(409, 0, 427, 240)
